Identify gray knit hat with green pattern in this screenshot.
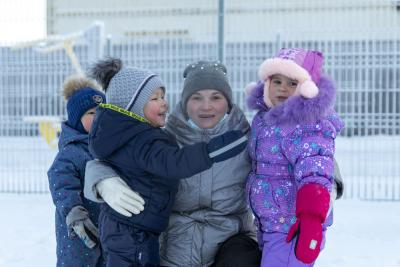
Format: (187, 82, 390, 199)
(89, 58, 165, 118)
(107, 67, 165, 118)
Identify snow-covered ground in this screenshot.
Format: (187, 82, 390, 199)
(0, 193, 399, 267)
(0, 134, 399, 266)
(0, 194, 56, 267)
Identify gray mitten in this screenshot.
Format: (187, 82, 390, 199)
(66, 206, 99, 249)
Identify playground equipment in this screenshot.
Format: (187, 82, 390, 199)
(11, 22, 104, 149)
(23, 116, 62, 149)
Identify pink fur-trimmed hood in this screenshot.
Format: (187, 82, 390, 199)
(258, 48, 324, 107)
(246, 75, 343, 131)
(264, 75, 340, 126)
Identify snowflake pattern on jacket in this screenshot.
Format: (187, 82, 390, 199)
(48, 122, 104, 267)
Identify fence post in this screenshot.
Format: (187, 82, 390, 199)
(84, 21, 105, 62)
(218, 0, 225, 62)
(106, 35, 112, 57)
(275, 31, 282, 52)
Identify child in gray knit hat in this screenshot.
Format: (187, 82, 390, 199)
(87, 58, 248, 267)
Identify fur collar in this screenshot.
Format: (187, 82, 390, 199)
(252, 75, 337, 125)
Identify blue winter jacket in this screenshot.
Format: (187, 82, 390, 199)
(89, 106, 213, 233)
(48, 122, 104, 267)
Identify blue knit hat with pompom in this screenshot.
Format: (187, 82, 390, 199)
(67, 87, 105, 133)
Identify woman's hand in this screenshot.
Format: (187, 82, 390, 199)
(96, 177, 145, 217)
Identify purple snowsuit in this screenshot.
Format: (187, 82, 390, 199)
(246, 75, 344, 266)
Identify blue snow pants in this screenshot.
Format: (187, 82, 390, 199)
(99, 211, 160, 267)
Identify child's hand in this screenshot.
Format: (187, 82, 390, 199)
(286, 183, 330, 264)
(286, 213, 323, 263)
(66, 206, 99, 249)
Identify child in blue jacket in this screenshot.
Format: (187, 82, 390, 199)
(47, 75, 106, 266)
(88, 58, 248, 267)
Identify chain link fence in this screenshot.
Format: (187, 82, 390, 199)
(0, 1, 399, 200)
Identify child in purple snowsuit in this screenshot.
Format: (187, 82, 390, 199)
(245, 48, 344, 266)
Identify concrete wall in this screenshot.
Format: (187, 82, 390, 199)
(47, 0, 400, 42)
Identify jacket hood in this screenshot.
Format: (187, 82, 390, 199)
(58, 122, 88, 149)
(89, 107, 152, 159)
(165, 102, 250, 144)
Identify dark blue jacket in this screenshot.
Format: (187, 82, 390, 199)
(48, 122, 104, 267)
(89, 106, 213, 233)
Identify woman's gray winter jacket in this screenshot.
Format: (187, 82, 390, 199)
(159, 103, 255, 267)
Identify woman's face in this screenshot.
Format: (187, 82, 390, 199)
(186, 89, 229, 129)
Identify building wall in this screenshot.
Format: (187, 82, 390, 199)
(47, 0, 400, 41)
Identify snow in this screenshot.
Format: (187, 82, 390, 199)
(0, 194, 55, 267)
(0, 134, 399, 266)
(0, 194, 399, 267)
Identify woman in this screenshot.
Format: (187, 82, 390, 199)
(160, 61, 259, 267)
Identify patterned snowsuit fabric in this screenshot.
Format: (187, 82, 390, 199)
(247, 111, 343, 233)
(48, 122, 103, 267)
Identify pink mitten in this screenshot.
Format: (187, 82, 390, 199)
(286, 183, 330, 264)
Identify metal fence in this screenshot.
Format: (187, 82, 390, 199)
(1, 7, 400, 200)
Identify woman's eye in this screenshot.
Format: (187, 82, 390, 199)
(290, 82, 298, 87)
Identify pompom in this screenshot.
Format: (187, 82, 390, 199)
(246, 80, 269, 111)
(88, 57, 123, 92)
(61, 74, 101, 100)
(245, 82, 258, 96)
(298, 80, 319, 98)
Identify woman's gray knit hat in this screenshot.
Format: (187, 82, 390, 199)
(106, 67, 165, 118)
(182, 60, 232, 114)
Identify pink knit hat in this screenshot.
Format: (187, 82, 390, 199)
(257, 48, 324, 107)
